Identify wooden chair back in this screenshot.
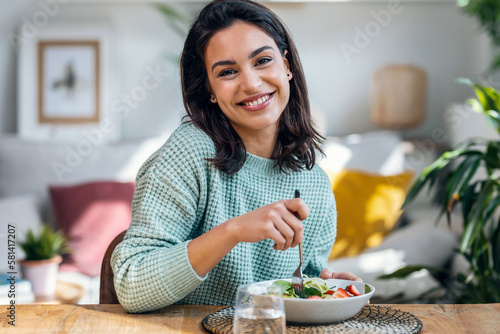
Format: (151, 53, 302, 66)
(99, 230, 127, 304)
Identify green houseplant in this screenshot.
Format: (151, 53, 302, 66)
(458, 0, 500, 71)
(19, 226, 70, 296)
(381, 78, 500, 303)
(154, 3, 206, 63)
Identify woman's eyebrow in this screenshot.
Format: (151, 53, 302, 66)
(211, 45, 275, 72)
(211, 60, 236, 72)
(249, 45, 274, 60)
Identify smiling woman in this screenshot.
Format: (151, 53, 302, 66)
(204, 22, 292, 159)
(111, 0, 361, 314)
(180, 0, 318, 175)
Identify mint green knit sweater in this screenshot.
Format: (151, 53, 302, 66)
(111, 122, 336, 313)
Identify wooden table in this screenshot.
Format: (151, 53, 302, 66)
(1, 303, 499, 333)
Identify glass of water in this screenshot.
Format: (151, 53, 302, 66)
(233, 284, 286, 334)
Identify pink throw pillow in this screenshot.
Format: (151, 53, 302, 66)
(50, 181, 134, 277)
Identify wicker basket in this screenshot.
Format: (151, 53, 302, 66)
(371, 64, 427, 128)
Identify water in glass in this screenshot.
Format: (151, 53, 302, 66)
(233, 284, 285, 334)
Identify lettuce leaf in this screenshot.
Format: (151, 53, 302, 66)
(271, 280, 293, 295)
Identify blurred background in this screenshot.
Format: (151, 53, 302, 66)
(1, 0, 499, 305)
(0, 0, 497, 140)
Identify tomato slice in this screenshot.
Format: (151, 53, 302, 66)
(331, 288, 350, 299)
(307, 295, 323, 300)
(347, 284, 361, 296)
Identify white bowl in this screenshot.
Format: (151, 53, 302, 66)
(248, 278, 375, 324)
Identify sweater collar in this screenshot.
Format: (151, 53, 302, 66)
(243, 152, 282, 176)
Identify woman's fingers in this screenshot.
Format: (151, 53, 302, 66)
(230, 198, 308, 251)
(320, 268, 334, 279)
(320, 269, 363, 283)
(268, 225, 287, 251)
(282, 198, 310, 221)
(280, 210, 303, 248)
(255, 199, 305, 251)
(332, 271, 363, 282)
(275, 200, 305, 250)
(268, 212, 301, 250)
(275, 199, 307, 249)
(272, 219, 295, 250)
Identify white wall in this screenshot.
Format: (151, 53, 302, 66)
(0, 0, 33, 134)
(0, 0, 493, 141)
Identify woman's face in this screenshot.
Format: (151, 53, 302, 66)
(204, 21, 292, 140)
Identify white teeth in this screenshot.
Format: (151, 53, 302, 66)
(243, 94, 271, 107)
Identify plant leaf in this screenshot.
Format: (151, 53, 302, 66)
(153, 3, 190, 39)
(483, 193, 500, 225)
(458, 79, 500, 134)
(492, 215, 500, 273)
(444, 153, 482, 208)
(402, 146, 471, 209)
(455, 77, 474, 87)
(471, 231, 489, 278)
(461, 180, 494, 252)
(378, 265, 448, 279)
(485, 142, 500, 175)
(473, 84, 500, 112)
(19, 225, 70, 261)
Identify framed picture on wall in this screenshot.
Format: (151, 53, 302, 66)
(38, 40, 100, 124)
(17, 22, 118, 142)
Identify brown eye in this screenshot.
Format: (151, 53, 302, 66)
(219, 69, 237, 77)
(256, 57, 272, 66)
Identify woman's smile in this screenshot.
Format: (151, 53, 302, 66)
(237, 92, 275, 110)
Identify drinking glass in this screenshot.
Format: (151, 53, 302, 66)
(233, 284, 286, 334)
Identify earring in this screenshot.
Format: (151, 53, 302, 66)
(287, 74, 290, 77)
(210, 96, 217, 103)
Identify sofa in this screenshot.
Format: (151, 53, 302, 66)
(319, 131, 461, 302)
(0, 128, 461, 304)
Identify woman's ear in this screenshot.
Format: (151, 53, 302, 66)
(284, 50, 293, 81)
(208, 88, 217, 103)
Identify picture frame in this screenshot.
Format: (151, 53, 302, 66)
(17, 22, 118, 142)
(38, 40, 100, 125)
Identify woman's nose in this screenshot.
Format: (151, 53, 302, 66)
(240, 68, 262, 92)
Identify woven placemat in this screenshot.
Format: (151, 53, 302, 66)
(202, 305, 422, 334)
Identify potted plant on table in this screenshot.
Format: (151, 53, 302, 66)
(19, 226, 71, 297)
(380, 78, 500, 303)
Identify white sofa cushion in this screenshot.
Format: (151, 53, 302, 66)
(329, 205, 459, 301)
(319, 130, 405, 175)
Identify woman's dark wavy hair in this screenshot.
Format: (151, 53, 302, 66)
(180, 0, 324, 175)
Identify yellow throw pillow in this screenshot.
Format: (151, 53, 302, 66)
(322, 169, 415, 260)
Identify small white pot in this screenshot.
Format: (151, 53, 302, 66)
(20, 255, 62, 297)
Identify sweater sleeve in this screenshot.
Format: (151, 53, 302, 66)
(111, 126, 210, 313)
(303, 190, 337, 277)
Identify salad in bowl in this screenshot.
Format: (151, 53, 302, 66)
(250, 277, 375, 324)
(271, 277, 366, 300)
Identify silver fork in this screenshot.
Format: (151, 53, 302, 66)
(291, 190, 305, 298)
(292, 243, 304, 298)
